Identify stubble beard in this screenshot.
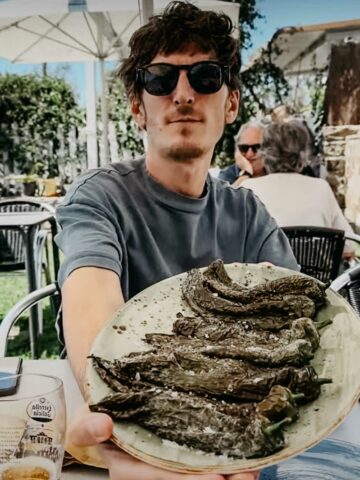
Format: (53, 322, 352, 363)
(158, 104, 206, 163)
(161, 143, 205, 163)
(161, 121, 205, 163)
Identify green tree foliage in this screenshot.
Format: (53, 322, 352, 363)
(306, 67, 327, 152)
(215, 0, 289, 167)
(105, 74, 145, 158)
(0, 74, 84, 177)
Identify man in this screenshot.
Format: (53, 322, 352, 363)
(219, 121, 266, 186)
(57, 2, 298, 479)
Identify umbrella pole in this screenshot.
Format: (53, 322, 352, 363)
(86, 61, 99, 169)
(99, 57, 110, 166)
(140, 0, 154, 24)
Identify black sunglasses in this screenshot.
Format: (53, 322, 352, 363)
(238, 144, 261, 154)
(136, 61, 230, 96)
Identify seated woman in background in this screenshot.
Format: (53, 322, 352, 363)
(241, 121, 354, 254)
(271, 105, 321, 178)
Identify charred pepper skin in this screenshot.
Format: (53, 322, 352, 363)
(90, 352, 327, 404)
(203, 260, 328, 308)
(145, 331, 314, 367)
(175, 312, 297, 332)
(173, 314, 321, 353)
(257, 385, 301, 422)
(90, 361, 297, 459)
(183, 268, 316, 319)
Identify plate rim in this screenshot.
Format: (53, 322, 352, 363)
(85, 263, 360, 473)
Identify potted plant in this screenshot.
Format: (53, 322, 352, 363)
(18, 173, 38, 196)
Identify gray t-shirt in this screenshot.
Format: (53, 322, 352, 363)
(55, 158, 298, 300)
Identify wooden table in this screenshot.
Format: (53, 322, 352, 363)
(62, 464, 108, 479)
(21, 359, 360, 479)
(0, 211, 60, 358)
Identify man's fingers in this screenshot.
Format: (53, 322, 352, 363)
(227, 472, 260, 480)
(67, 409, 261, 480)
(101, 444, 225, 480)
(67, 411, 113, 446)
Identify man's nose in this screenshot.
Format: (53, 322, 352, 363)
(245, 147, 257, 159)
(245, 151, 256, 160)
(173, 70, 195, 105)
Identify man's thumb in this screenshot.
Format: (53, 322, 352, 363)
(68, 411, 113, 446)
(227, 472, 260, 480)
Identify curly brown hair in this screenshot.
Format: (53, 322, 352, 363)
(118, 1, 240, 100)
(260, 121, 312, 174)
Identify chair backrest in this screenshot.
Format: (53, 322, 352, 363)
(347, 279, 360, 316)
(282, 226, 345, 283)
(0, 200, 55, 270)
(330, 263, 360, 316)
(0, 283, 63, 358)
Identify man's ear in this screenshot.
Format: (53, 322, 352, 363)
(225, 89, 240, 124)
(131, 96, 146, 130)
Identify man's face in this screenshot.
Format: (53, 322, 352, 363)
(131, 46, 239, 164)
(236, 126, 264, 177)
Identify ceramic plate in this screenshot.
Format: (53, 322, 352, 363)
(261, 438, 360, 479)
(85, 263, 360, 474)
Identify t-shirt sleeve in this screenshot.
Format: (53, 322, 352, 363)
(257, 228, 300, 270)
(55, 172, 124, 287)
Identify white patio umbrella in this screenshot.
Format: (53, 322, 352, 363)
(0, 0, 239, 168)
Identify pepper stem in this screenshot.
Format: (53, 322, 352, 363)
(291, 392, 306, 402)
(314, 319, 332, 330)
(317, 378, 333, 385)
(264, 417, 293, 436)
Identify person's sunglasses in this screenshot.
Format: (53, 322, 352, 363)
(136, 61, 230, 96)
(238, 144, 261, 154)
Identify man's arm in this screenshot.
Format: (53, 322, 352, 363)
(62, 266, 124, 388)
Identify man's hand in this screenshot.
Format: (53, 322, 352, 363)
(231, 153, 254, 188)
(67, 409, 260, 480)
(235, 153, 253, 175)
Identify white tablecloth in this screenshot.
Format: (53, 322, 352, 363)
(22, 359, 360, 479)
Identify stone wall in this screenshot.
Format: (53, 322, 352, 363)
(323, 125, 360, 231)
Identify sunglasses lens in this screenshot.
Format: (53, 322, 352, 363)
(188, 62, 223, 94)
(139, 62, 227, 96)
(143, 64, 178, 96)
(239, 144, 260, 154)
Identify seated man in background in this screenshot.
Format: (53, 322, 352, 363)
(218, 121, 266, 186)
(241, 120, 354, 256)
(56, 3, 298, 479)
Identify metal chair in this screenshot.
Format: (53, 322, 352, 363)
(0, 199, 56, 334)
(282, 226, 346, 283)
(0, 199, 55, 279)
(330, 263, 360, 317)
(0, 283, 63, 358)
